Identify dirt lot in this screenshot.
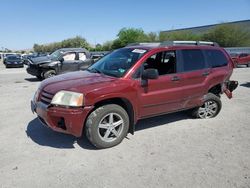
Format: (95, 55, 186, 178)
(0, 63, 250, 188)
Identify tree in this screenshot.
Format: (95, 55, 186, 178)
(146, 32, 159, 42)
(159, 31, 201, 41)
(202, 24, 250, 47)
(33, 36, 90, 53)
(111, 28, 148, 49)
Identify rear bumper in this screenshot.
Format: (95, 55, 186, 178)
(31, 100, 94, 137)
(223, 80, 238, 99)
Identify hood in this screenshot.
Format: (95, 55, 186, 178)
(40, 71, 117, 94)
(30, 56, 52, 64)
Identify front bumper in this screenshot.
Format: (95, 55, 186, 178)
(26, 66, 42, 76)
(31, 100, 94, 137)
(6, 63, 23, 68)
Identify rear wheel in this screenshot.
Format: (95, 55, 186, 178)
(86, 104, 129, 149)
(43, 70, 56, 79)
(247, 62, 250, 67)
(192, 93, 221, 119)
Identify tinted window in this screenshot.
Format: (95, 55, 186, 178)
(181, 49, 206, 71)
(205, 50, 228, 68)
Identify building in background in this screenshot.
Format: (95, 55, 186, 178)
(161, 20, 250, 35)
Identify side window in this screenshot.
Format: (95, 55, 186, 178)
(205, 50, 228, 68)
(181, 49, 206, 72)
(63, 53, 76, 61)
(143, 51, 176, 76)
(79, 52, 87, 61)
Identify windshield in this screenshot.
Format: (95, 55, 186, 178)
(7, 56, 21, 60)
(50, 50, 62, 60)
(88, 48, 147, 77)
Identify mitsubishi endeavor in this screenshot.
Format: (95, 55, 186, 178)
(31, 41, 238, 148)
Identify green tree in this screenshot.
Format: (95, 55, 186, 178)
(33, 36, 90, 53)
(159, 31, 201, 41)
(111, 28, 148, 49)
(202, 24, 250, 47)
(102, 41, 113, 51)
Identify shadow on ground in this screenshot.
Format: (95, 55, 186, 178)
(240, 82, 250, 88)
(25, 78, 42, 82)
(26, 118, 96, 150)
(26, 111, 190, 149)
(135, 111, 189, 131)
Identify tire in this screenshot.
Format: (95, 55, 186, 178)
(43, 70, 56, 79)
(247, 62, 250, 67)
(86, 104, 129, 149)
(36, 75, 43, 80)
(192, 93, 222, 119)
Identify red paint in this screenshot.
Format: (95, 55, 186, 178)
(33, 45, 236, 137)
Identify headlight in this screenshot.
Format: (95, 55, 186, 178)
(51, 91, 84, 107)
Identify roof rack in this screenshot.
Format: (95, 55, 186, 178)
(126, 41, 219, 47)
(126, 42, 161, 47)
(160, 41, 219, 47)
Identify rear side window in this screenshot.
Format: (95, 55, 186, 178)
(181, 49, 206, 72)
(205, 50, 228, 68)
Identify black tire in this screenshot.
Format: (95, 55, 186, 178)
(247, 62, 250, 67)
(86, 104, 129, 149)
(43, 70, 56, 79)
(36, 75, 43, 80)
(191, 93, 222, 119)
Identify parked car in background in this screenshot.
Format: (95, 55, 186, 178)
(3, 53, 16, 61)
(230, 53, 250, 67)
(26, 48, 94, 79)
(4, 55, 24, 68)
(90, 52, 108, 62)
(22, 53, 49, 65)
(31, 41, 238, 148)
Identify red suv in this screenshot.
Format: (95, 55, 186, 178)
(230, 53, 250, 67)
(31, 41, 238, 148)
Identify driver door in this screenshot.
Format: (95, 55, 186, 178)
(59, 52, 78, 74)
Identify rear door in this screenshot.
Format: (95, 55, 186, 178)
(176, 49, 210, 109)
(77, 52, 93, 70)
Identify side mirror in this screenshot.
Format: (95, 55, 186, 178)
(59, 57, 64, 62)
(142, 69, 159, 80)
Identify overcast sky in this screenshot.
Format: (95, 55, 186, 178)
(0, 0, 249, 50)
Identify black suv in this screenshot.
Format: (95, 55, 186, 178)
(26, 48, 94, 79)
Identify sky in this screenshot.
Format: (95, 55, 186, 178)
(0, 0, 249, 50)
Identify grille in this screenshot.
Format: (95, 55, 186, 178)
(40, 90, 54, 105)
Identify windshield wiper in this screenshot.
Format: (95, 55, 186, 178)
(87, 68, 103, 74)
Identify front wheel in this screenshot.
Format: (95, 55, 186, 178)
(86, 104, 129, 149)
(43, 70, 56, 79)
(192, 93, 222, 119)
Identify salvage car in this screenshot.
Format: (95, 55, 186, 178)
(31, 41, 238, 148)
(4, 55, 24, 68)
(26, 48, 93, 79)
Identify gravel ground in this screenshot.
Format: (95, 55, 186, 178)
(0, 64, 249, 188)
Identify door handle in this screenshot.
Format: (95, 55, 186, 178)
(171, 76, 180, 81)
(202, 71, 210, 76)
